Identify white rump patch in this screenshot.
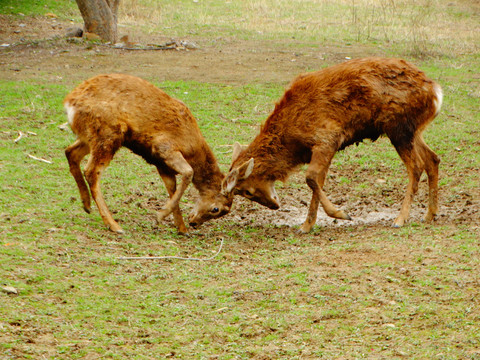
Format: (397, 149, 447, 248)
(64, 102, 76, 126)
(433, 83, 443, 115)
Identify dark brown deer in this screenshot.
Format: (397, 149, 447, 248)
(64, 73, 232, 234)
(223, 57, 442, 233)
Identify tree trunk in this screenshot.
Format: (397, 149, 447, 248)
(75, 0, 121, 43)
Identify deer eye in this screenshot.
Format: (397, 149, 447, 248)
(211, 207, 220, 214)
(244, 190, 254, 198)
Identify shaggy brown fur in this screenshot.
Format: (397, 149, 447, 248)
(224, 57, 442, 233)
(64, 74, 232, 234)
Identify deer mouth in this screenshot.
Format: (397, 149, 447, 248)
(266, 202, 280, 210)
(254, 197, 280, 210)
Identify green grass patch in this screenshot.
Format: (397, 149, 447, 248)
(1, 0, 480, 358)
(0, 0, 77, 18)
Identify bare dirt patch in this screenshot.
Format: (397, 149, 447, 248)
(0, 14, 382, 86)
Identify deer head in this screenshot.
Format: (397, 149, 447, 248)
(188, 191, 233, 228)
(222, 143, 280, 210)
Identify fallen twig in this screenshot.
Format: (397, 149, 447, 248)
(115, 44, 179, 51)
(27, 154, 52, 164)
(118, 237, 224, 261)
(14, 130, 37, 143)
(14, 131, 25, 143)
(106, 40, 198, 51)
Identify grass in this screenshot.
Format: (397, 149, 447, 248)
(1, 0, 480, 358)
(119, 0, 479, 57)
(0, 0, 77, 17)
(1, 75, 479, 359)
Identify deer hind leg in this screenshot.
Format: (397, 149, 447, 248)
(417, 137, 440, 223)
(84, 145, 123, 234)
(299, 146, 351, 234)
(155, 150, 193, 224)
(157, 169, 188, 234)
(65, 139, 91, 213)
(392, 136, 425, 228)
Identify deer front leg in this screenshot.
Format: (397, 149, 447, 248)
(65, 139, 91, 213)
(157, 170, 188, 234)
(299, 175, 322, 234)
(417, 138, 440, 223)
(84, 150, 124, 234)
(156, 151, 193, 224)
(299, 146, 350, 234)
(392, 139, 424, 228)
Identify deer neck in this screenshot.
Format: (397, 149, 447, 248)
(241, 132, 295, 182)
(190, 147, 224, 195)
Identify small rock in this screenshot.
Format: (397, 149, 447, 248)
(58, 122, 69, 131)
(180, 40, 199, 49)
(2, 286, 18, 295)
(66, 27, 83, 38)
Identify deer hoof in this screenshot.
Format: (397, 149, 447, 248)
(110, 225, 124, 234)
(83, 206, 92, 214)
(157, 208, 171, 222)
(423, 213, 436, 223)
(393, 215, 405, 228)
(297, 224, 313, 234)
(335, 210, 351, 221)
(392, 220, 403, 228)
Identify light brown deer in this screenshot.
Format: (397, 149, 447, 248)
(223, 57, 443, 233)
(64, 73, 232, 234)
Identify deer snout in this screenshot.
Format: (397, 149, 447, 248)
(267, 186, 281, 210)
(188, 212, 200, 228)
(188, 210, 211, 228)
(257, 194, 280, 210)
(266, 200, 280, 210)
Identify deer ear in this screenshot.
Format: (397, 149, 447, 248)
(232, 142, 247, 163)
(239, 158, 254, 179)
(222, 158, 254, 194)
(222, 169, 239, 194)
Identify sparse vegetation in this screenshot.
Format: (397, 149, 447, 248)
(1, 0, 479, 358)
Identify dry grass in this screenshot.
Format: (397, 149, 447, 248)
(119, 0, 479, 56)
